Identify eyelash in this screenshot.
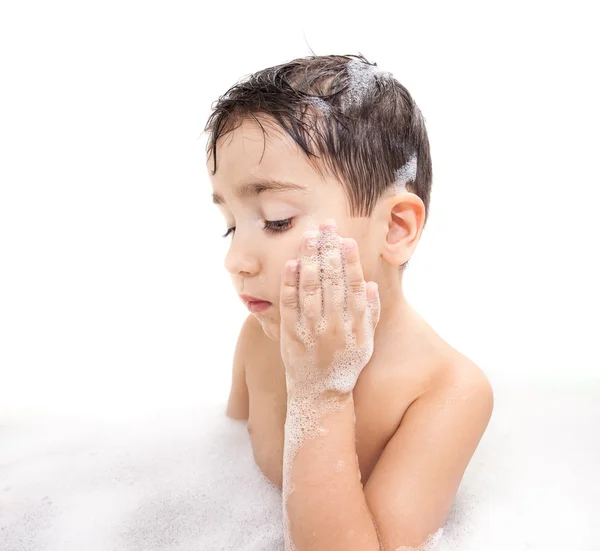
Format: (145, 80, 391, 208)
(222, 218, 293, 238)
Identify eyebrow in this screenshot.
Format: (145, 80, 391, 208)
(212, 178, 308, 205)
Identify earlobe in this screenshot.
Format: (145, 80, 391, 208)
(381, 194, 425, 267)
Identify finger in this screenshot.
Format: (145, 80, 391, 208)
(318, 218, 342, 253)
(318, 218, 344, 313)
(323, 245, 346, 340)
(319, 218, 338, 233)
(280, 259, 299, 331)
(342, 238, 367, 316)
(299, 230, 322, 330)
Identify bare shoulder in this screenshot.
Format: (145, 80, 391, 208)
(242, 314, 278, 364)
(405, 307, 493, 409)
(426, 347, 495, 423)
(372, 308, 494, 416)
(224, 314, 265, 421)
(441, 350, 493, 397)
(241, 313, 266, 346)
(362, 345, 494, 548)
(384, 316, 495, 424)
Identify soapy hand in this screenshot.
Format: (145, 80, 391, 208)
(279, 219, 381, 397)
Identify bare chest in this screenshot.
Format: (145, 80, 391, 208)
(245, 345, 423, 490)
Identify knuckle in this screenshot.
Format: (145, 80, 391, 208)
(281, 293, 297, 308)
(349, 279, 366, 293)
(303, 281, 320, 293)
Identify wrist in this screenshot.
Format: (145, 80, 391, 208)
(286, 383, 353, 404)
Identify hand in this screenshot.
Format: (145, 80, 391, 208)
(279, 219, 381, 398)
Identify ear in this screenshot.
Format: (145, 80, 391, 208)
(379, 193, 425, 267)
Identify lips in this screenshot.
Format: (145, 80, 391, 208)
(239, 294, 272, 314)
(239, 294, 270, 304)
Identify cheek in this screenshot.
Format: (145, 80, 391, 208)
(354, 240, 375, 279)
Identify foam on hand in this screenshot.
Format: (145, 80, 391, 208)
(280, 225, 380, 551)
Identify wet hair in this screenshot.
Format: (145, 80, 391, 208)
(204, 53, 433, 270)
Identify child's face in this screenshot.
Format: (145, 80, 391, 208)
(207, 117, 378, 340)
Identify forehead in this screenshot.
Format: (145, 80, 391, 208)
(207, 117, 323, 193)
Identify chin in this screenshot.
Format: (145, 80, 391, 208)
(254, 314, 280, 341)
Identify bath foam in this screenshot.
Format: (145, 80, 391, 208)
(306, 96, 332, 115)
(392, 152, 418, 193)
(281, 225, 379, 551)
(395, 527, 445, 551)
(341, 58, 394, 110)
(1, 378, 599, 550)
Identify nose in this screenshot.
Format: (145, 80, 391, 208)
(224, 236, 260, 277)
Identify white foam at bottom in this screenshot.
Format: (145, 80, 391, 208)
(1, 378, 598, 550)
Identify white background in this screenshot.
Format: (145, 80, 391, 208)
(1, 0, 598, 420)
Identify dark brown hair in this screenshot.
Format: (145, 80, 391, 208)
(204, 53, 433, 267)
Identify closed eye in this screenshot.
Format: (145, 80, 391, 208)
(263, 218, 293, 234)
(222, 218, 294, 238)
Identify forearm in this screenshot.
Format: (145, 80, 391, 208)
(282, 390, 381, 551)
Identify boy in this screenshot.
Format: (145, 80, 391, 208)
(204, 54, 493, 551)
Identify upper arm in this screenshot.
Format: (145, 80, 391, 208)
(363, 362, 494, 550)
(225, 314, 256, 421)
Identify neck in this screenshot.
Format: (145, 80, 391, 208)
(373, 269, 418, 343)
